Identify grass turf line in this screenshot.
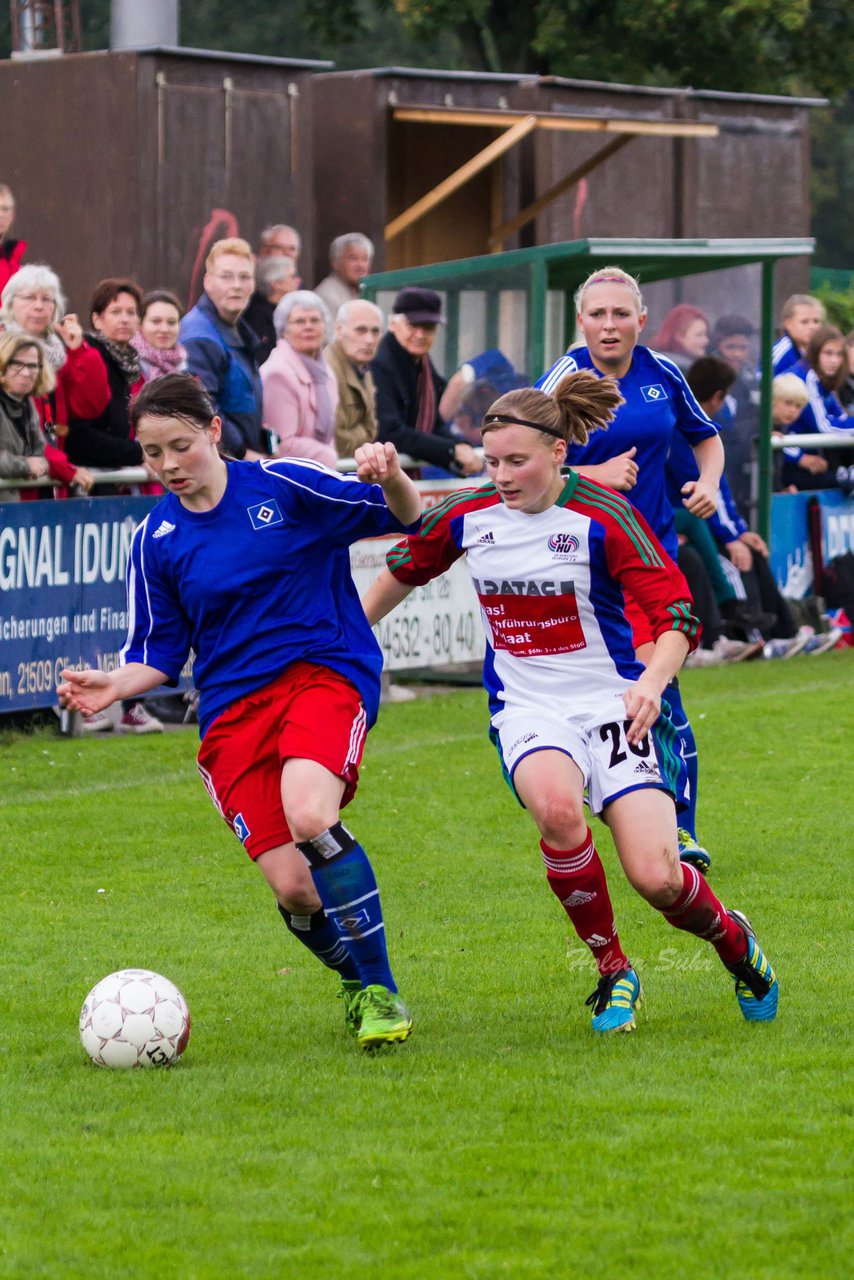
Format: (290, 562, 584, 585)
(0, 653, 850, 1278)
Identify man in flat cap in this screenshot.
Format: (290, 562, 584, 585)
(372, 287, 482, 476)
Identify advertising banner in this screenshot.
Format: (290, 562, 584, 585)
(1, 480, 485, 713)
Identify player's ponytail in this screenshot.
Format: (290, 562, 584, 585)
(482, 370, 623, 447)
(553, 370, 624, 445)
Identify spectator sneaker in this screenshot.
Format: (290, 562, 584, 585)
(584, 967, 641, 1033)
(119, 704, 164, 734)
(724, 910, 779, 1022)
(678, 829, 712, 875)
(354, 985, 413, 1049)
(714, 637, 764, 663)
(82, 710, 114, 733)
(802, 627, 844, 655)
(338, 978, 363, 1038)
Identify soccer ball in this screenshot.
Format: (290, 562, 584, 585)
(79, 968, 191, 1069)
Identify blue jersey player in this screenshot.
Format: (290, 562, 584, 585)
(536, 267, 725, 874)
(58, 372, 421, 1051)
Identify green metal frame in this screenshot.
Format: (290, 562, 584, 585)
(363, 237, 814, 540)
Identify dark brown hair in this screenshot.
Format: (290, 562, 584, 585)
(130, 372, 216, 432)
(140, 288, 184, 320)
(90, 277, 143, 319)
(686, 355, 736, 405)
(482, 370, 624, 447)
(806, 324, 846, 393)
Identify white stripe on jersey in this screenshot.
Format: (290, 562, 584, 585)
(538, 353, 580, 394)
(772, 335, 793, 362)
(806, 369, 849, 434)
(647, 350, 715, 425)
(120, 515, 150, 666)
(260, 457, 389, 508)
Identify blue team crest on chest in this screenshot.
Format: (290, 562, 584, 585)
(640, 383, 667, 403)
(247, 499, 283, 530)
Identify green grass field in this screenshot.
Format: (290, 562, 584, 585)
(1, 655, 851, 1279)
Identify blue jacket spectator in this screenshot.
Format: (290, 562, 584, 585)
(180, 238, 264, 458)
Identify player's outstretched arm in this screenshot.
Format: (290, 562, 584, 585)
(362, 568, 415, 626)
(57, 662, 169, 716)
(354, 441, 422, 526)
(622, 631, 690, 745)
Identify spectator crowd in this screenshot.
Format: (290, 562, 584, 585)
(1, 185, 851, 730)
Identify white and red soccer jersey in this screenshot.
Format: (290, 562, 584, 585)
(387, 473, 699, 722)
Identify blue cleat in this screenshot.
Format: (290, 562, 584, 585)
(678, 828, 712, 875)
(585, 967, 641, 1033)
(725, 910, 779, 1022)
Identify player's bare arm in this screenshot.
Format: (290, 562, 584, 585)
(57, 662, 168, 716)
(622, 631, 690, 744)
(362, 567, 415, 626)
(354, 441, 422, 526)
(682, 433, 724, 518)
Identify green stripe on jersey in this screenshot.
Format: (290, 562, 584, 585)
(571, 478, 663, 567)
(387, 546, 413, 570)
(667, 602, 699, 637)
(419, 483, 498, 536)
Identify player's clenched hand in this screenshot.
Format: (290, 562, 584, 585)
(355, 441, 401, 486)
(680, 479, 717, 519)
(599, 447, 638, 491)
(57, 668, 115, 716)
(622, 677, 661, 745)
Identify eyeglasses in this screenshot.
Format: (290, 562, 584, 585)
(8, 360, 41, 373)
(212, 272, 253, 284)
(287, 315, 323, 327)
(13, 292, 55, 306)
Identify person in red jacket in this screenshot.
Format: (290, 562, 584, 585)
(0, 185, 26, 294)
(0, 263, 103, 497)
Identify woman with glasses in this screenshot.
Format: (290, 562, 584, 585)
(0, 331, 51, 500)
(260, 290, 339, 466)
(0, 263, 103, 496)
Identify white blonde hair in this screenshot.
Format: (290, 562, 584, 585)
(1, 263, 66, 323)
(575, 265, 646, 316)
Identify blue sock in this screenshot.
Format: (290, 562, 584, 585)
(277, 906, 360, 981)
(661, 680, 699, 838)
(295, 823, 397, 992)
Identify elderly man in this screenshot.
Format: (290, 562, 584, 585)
(258, 224, 301, 263)
(244, 255, 299, 363)
(180, 237, 266, 457)
(372, 287, 481, 476)
(323, 299, 383, 457)
(315, 233, 374, 317)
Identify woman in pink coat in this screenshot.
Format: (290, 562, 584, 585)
(261, 289, 339, 467)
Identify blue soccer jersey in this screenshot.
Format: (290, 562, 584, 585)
(772, 333, 800, 377)
(536, 345, 718, 559)
(121, 457, 417, 737)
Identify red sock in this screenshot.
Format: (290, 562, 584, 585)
(662, 863, 748, 964)
(541, 829, 630, 975)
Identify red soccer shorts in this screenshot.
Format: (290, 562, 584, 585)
(196, 661, 368, 860)
(624, 593, 656, 650)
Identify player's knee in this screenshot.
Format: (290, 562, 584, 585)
(285, 799, 342, 845)
(534, 792, 587, 848)
(629, 856, 682, 908)
(276, 886, 321, 914)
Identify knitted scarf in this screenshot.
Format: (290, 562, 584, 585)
(130, 330, 188, 381)
(85, 331, 141, 383)
(300, 350, 335, 444)
(415, 355, 436, 434)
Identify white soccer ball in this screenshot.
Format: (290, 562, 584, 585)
(79, 968, 191, 1069)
